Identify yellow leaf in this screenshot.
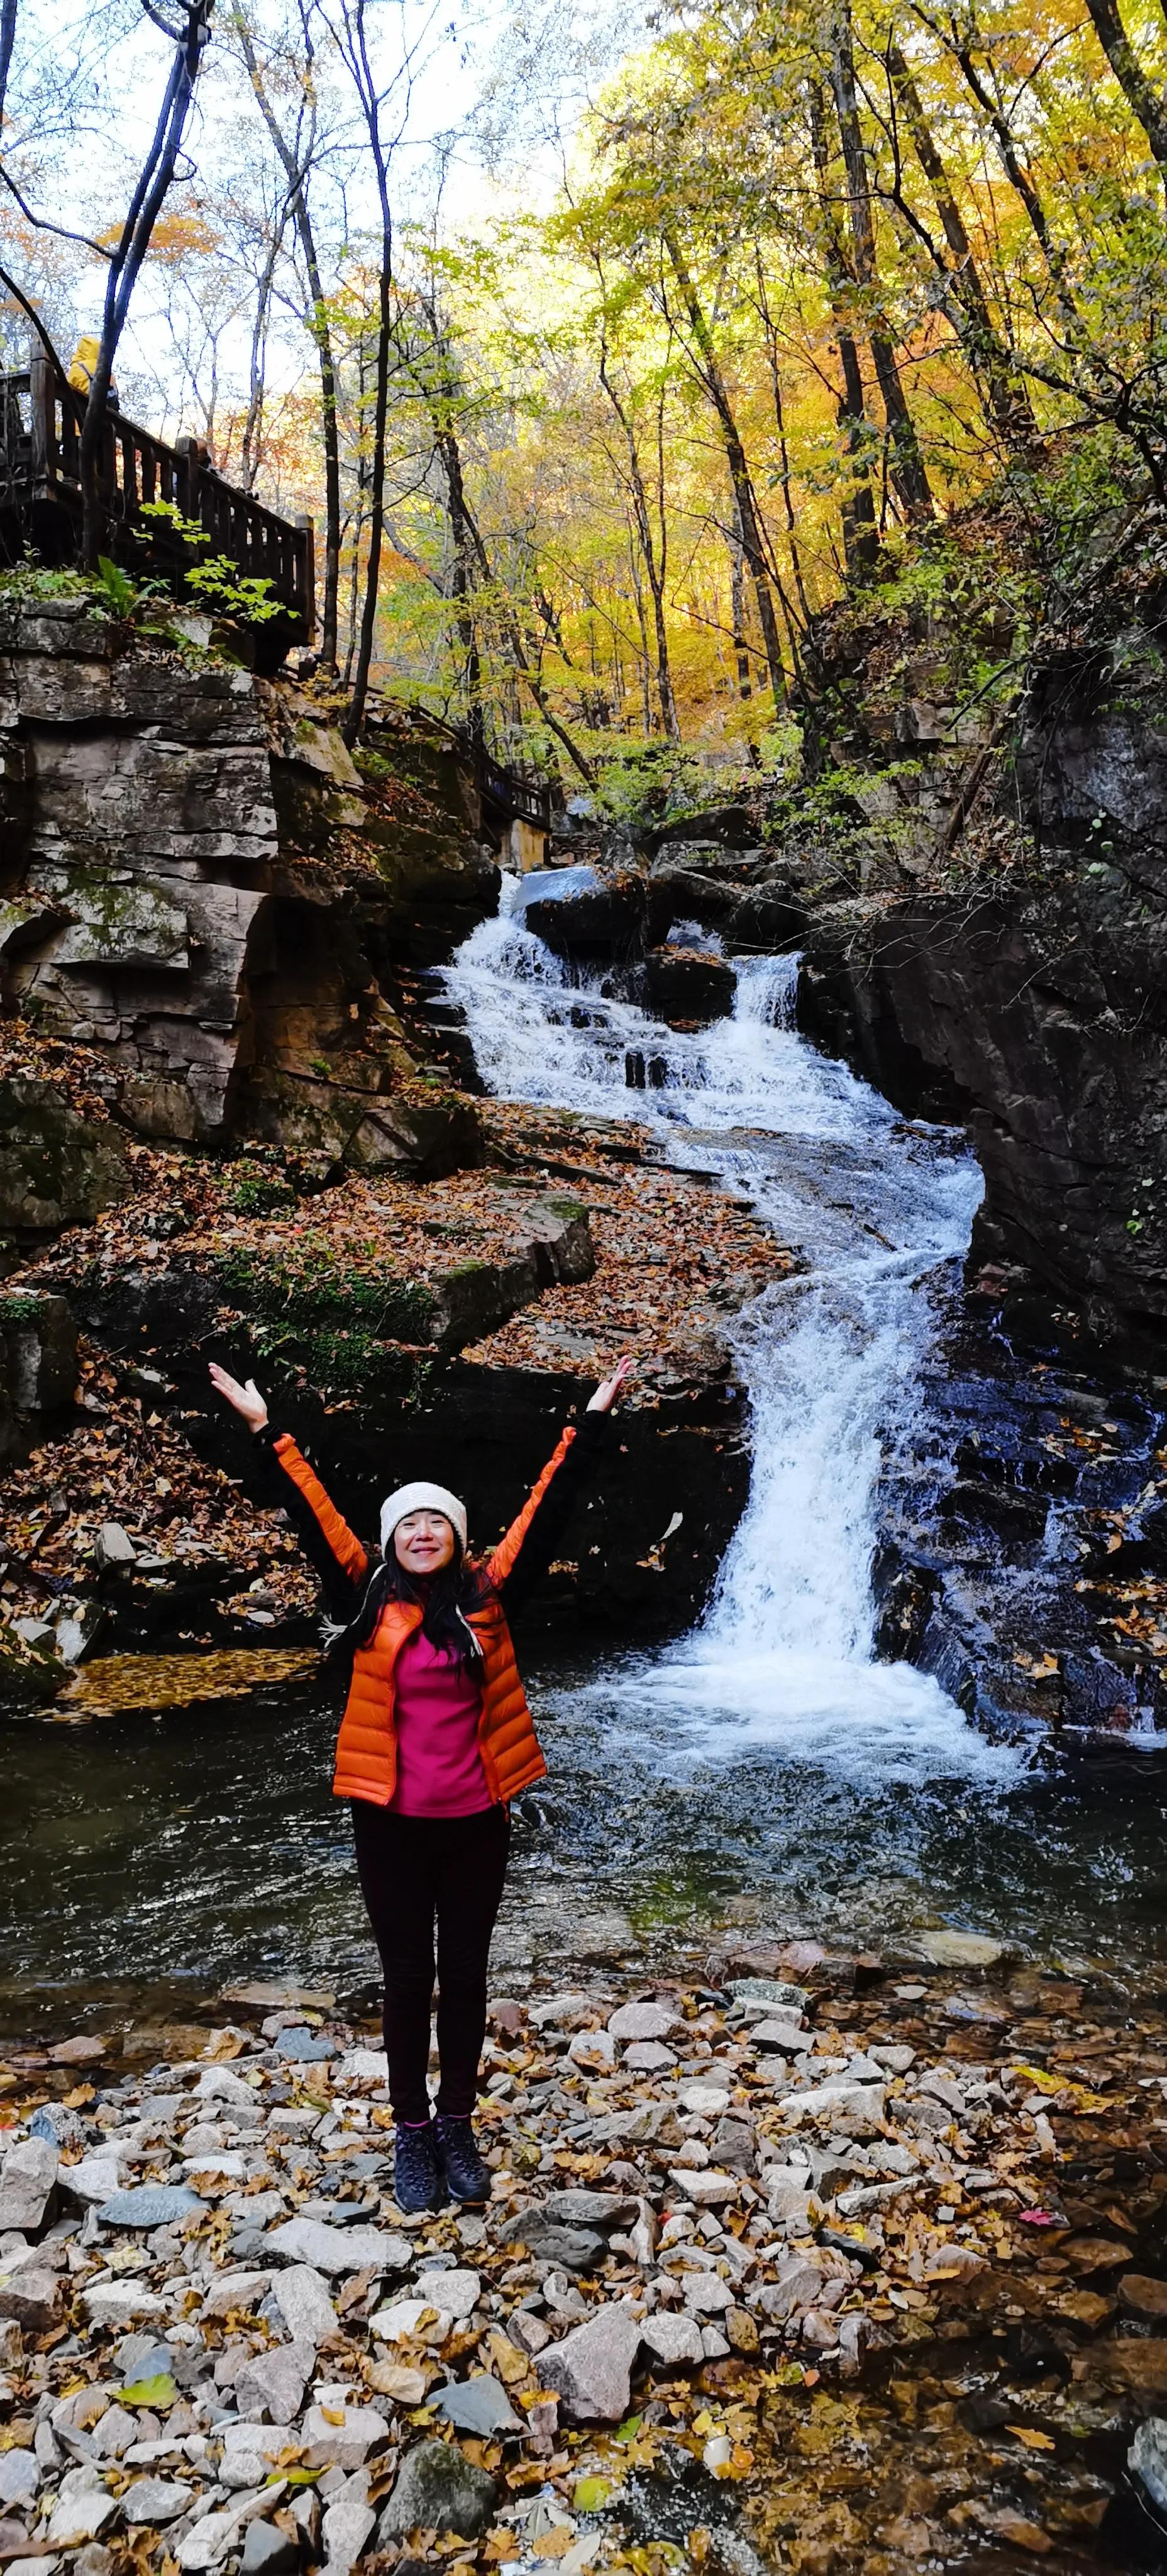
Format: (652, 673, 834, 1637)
(1007, 2427, 1056, 2451)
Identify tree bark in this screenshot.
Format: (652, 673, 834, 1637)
(233, 4, 341, 667)
(809, 79, 880, 578)
(338, 0, 392, 750)
(887, 40, 1036, 448)
(596, 326, 679, 739)
(827, 0, 932, 520)
(79, 0, 212, 569)
(1082, 0, 1167, 183)
(663, 228, 787, 703)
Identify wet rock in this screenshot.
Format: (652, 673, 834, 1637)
(0, 1079, 131, 1242)
(0, 2136, 57, 2233)
(541, 2301, 642, 2422)
(1131, 2419, 1167, 2514)
(643, 947, 736, 1027)
(919, 1930, 1004, 1969)
(430, 2375, 522, 2434)
(1122, 2275, 1167, 2319)
(265, 2217, 411, 2274)
(98, 2184, 201, 2228)
(378, 2438, 497, 2543)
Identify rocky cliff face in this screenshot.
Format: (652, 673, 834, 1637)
(798, 668, 1167, 1352)
(0, 601, 495, 1189)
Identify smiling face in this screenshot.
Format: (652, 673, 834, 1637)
(393, 1508, 456, 1578)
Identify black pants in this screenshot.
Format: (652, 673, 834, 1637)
(350, 1800, 511, 2124)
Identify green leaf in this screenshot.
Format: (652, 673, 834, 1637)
(573, 2477, 613, 2512)
(121, 2373, 178, 2408)
(614, 2414, 643, 2443)
(275, 2468, 321, 2486)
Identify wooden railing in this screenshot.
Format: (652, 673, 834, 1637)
(0, 355, 314, 637)
(475, 741, 551, 831)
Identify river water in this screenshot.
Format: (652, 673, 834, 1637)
(3, 886, 1167, 2027)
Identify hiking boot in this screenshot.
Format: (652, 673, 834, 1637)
(394, 2121, 445, 2214)
(434, 2112, 491, 2202)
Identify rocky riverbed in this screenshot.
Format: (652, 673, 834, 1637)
(3, 1948, 1167, 2576)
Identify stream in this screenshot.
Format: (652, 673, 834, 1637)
(3, 885, 1167, 2027)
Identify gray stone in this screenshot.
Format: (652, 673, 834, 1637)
(274, 2028, 336, 2063)
(266, 2218, 411, 2276)
(541, 2302, 643, 2423)
(60, 2152, 123, 2208)
(641, 2313, 704, 2368)
(123, 2477, 194, 2526)
(0, 2450, 38, 2506)
(413, 2267, 480, 2320)
(727, 1979, 810, 2011)
(235, 2341, 312, 2423)
(0, 2263, 60, 2332)
(430, 2376, 521, 2434)
(97, 2185, 201, 2228)
(494, 2213, 605, 2272)
(46, 2467, 119, 2545)
(90, 2404, 139, 2458)
(0, 1080, 131, 1240)
(323, 2484, 376, 2575)
(0, 2137, 58, 2234)
(1131, 2418, 1167, 2513)
(541, 2191, 636, 2231)
(624, 2041, 678, 2072)
(270, 2263, 339, 2348)
(240, 2521, 300, 2576)
(302, 2392, 391, 2471)
(94, 1523, 136, 1570)
(379, 2440, 497, 2543)
(607, 2001, 680, 2044)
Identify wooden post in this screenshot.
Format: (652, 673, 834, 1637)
(175, 434, 199, 523)
(28, 352, 53, 488)
(295, 513, 316, 640)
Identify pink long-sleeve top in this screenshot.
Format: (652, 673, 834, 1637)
(388, 1628, 492, 1817)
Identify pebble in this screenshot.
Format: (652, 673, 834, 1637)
(541, 2302, 643, 2422)
(0, 2138, 58, 2235)
(123, 2477, 194, 2524)
(97, 2185, 202, 2228)
(607, 2002, 679, 2043)
(430, 2374, 522, 2433)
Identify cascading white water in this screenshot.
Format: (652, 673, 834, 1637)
(443, 888, 1019, 1783)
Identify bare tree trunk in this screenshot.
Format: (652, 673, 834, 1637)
(827, 0, 932, 521)
(240, 219, 280, 489)
(0, 0, 18, 129)
(79, 0, 213, 569)
(947, 36, 1080, 333)
(596, 324, 680, 739)
(233, 4, 341, 667)
(887, 41, 1036, 448)
(729, 494, 752, 702)
(753, 247, 814, 630)
(809, 79, 880, 578)
(663, 228, 787, 704)
(1082, 0, 1167, 184)
(337, 0, 392, 748)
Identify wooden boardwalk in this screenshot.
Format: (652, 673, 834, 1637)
(0, 354, 314, 662)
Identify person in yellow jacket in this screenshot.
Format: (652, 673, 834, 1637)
(67, 336, 118, 408)
(209, 1354, 631, 2211)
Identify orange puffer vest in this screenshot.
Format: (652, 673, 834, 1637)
(272, 1429, 575, 1806)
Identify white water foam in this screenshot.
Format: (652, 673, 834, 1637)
(443, 889, 1021, 1783)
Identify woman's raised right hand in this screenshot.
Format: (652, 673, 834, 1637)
(208, 1362, 268, 1432)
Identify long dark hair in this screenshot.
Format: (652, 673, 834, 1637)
(325, 1534, 493, 1668)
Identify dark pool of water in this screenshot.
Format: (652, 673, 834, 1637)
(3, 1650, 1167, 2035)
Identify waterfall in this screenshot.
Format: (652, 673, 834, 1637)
(443, 890, 1019, 1784)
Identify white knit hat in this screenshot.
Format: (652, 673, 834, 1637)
(380, 1480, 467, 1555)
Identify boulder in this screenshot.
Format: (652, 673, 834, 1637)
(378, 2439, 497, 2543)
(0, 1081, 131, 1240)
(643, 947, 736, 1026)
(524, 873, 645, 958)
(1130, 2418, 1167, 2514)
(540, 2301, 643, 2423)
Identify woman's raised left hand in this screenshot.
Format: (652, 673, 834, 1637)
(587, 1353, 634, 1414)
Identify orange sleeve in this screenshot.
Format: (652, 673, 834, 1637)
(487, 1426, 577, 1586)
(272, 1433, 370, 1584)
